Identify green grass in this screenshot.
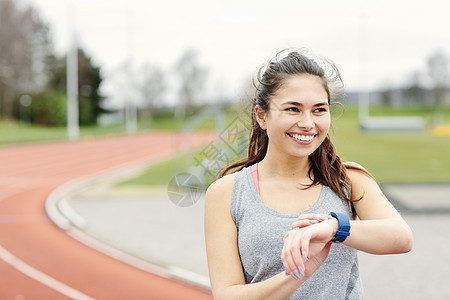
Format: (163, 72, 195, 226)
(331, 107, 450, 182)
(0, 121, 127, 145)
(116, 152, 195, 187)
(0, 115, 215, 146)
(368, 105, 450, 122)
(335, 132, 450, 182)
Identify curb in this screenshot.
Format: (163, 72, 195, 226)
(379, 183, 450, 215)
(45, 155, 211, 291)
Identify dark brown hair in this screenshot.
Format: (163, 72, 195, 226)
(217, 49, 364, 202)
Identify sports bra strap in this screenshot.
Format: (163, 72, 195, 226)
(250, 163, 260, 195)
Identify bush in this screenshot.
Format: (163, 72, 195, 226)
(29, 90, 67, 126)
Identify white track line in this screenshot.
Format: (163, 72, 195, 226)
(0, 245, 95, 300)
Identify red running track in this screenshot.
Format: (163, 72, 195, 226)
(0, 132, 214, 299)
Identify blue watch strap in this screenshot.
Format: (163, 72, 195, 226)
(330, 212, 351, 243)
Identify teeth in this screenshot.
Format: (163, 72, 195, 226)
(290, 134, 314, 141)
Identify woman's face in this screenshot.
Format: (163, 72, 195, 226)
(257, 74, 331, 159)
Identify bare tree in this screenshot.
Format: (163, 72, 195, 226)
(0, 0, 53, 119)
(174, 49, 208, 120)
(427, 50, 450, 107)
(404, 71, 428, 106)
(138, 63, 165, 122)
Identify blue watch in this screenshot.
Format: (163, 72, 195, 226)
(330, 212, 351, 243)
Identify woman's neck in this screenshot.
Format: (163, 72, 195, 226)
(258, 152, 310, 181)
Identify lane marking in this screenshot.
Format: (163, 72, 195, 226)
(0, 245, 95, 300)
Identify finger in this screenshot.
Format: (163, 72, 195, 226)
(290, 240, 304, 277)
(297, 213, 319, 220)
(281, 237, 293, 274)
(282, 233, 300, 276)
(300, 231, 312, 269)
(318, 214, 333, 221)
(288, 235, 305, 280)
(298, 213, 332, 222)
(281, 243, 291, 274)
(291, 219, 319, 229)
(288, 231, 305, 277)
(282, 247, 299, 279)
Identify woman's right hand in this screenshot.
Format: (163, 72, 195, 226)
(290, 213, 332, 230)
(281, 219, 337, 280)
(283, 214, 332, 245)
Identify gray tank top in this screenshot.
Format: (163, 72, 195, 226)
(231, 166, 363, 299)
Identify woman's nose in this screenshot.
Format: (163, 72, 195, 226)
(297, 113, 314, 129)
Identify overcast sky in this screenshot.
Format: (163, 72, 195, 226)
(28, 0, 450, 106)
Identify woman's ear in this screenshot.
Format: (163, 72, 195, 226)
(255, 105, 267, 130)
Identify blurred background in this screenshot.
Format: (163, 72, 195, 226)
(1, 0, 450, 173)
(1, 0, 450, 299)
(1, 0, 450, 178)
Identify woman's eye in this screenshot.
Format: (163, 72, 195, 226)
(314, 107, 327, 113)
(287, 107, 299, 112)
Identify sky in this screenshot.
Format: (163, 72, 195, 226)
(27, 0, 450, 107)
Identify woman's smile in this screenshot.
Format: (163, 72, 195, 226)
(287, 133, 316, 144)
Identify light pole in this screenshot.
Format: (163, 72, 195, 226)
(125, 4, 137, 134)
(67, 1, 80, 140)
(358, 8, 370, 124)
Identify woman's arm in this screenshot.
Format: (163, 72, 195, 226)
(342, 167, 413, 254)
(204, 175, 329, 300)
(284, 165, 413, 275)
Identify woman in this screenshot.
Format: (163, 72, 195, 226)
(204, 49, 413, 299)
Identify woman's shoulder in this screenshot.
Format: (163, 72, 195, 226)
(207, 173, 235, 194)
(343, 161, 376, 187)
(343, 161, 378, 199)
(205, 173, 236, 206)
(343, 161, 367, 171)
(344, 161, 373, 180)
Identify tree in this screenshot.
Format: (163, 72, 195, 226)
(48, 48, 106, 125)
(138, 63, 165, 122)
(427, 50, 450, 107)
(0, 0, 53, 119)
(174, 49, 208, 119)
(404, 71, 427, 107)
(379, 87, 392, 106)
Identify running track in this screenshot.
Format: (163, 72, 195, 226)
(0, 132, 214, 299)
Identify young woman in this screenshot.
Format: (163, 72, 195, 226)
(204, 50, 413, 299)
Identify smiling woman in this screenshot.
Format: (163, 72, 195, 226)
(204, 49, 413, 300)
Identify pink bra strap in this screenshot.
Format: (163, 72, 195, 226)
(250, 163, 260, 195)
